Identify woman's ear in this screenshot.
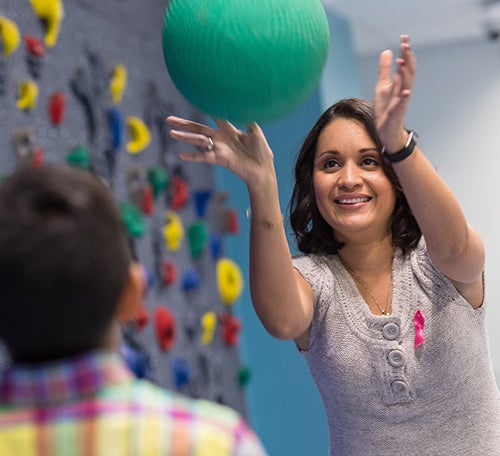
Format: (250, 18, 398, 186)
(115, 262, 144, 323)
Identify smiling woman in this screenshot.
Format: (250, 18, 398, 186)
(292, 98, 416, 257)
(167, 35, 500, 454)
(310, 115, 396, 251)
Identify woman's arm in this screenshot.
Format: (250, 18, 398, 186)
(374, 36, 484, 306)
(166, 116, 314, 338)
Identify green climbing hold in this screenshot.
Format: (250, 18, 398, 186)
(187, 220, 207, 259)
(148, 166, 169, 197)
(66, 145, 90, 169)
(120, 201, 146, 238)
(237, 366, 252, 387)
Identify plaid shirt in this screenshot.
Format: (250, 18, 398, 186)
(0, 350, 267, 456)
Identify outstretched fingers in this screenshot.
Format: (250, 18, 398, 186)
(395, 35, 416, 96)
(246, 121, 264, 138)
(213, 117, 240, 135)
(374, 35, 417, 146)
(166, 115, 217, 150)
(166, 115, 213, 136)
(377, 49, 394, 91)
(169, 128, 214, 151)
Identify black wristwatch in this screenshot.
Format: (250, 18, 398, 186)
(382, 130, 417, 164)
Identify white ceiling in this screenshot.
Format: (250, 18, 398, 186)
(322, 0, 500, 56)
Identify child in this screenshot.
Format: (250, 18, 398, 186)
(0, 164, 267, 456)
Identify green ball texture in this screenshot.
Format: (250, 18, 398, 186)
(162, 0, 330, 124)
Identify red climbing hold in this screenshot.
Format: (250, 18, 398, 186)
(141, 183, 154, 215)
(162, 260, 177, 286)
(24, 35, 46, 57)
(170, 175, 188, 210)
(225, 208, 239, 234)
(155, 307, 176, 350)
(31, 146, 44, 168)
(48, 91, 66, 125)
(220, 312, 241, 346)
(134, 303, 149, 331)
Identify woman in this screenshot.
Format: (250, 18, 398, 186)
(167, 35, 500, 454)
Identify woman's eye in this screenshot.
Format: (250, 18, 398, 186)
(323, 159, 339, 169)
(361, 157, 379, 167)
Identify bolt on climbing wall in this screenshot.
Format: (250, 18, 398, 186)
(0, 0, 251, 416)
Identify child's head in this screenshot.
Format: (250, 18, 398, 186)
(0, 165, 135, 363)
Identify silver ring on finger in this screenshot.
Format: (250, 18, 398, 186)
(205, 136, 214, 152)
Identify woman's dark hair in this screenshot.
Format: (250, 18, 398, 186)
(289, 98, 421, 255)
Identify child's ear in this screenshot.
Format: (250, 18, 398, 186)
(115, 262, 144, 323)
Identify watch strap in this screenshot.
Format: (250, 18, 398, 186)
(382, 130, 417, 163)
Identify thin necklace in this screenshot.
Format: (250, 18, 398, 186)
(342, 261, 393, 316)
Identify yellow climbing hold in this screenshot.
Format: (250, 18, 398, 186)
(200, 311, 217, 346)
(110, 64, 127, 104)
(163, 210, 184, 251)
(29, 0, 64, 47)
(126, 116, 151, 154)
(216, 258, 244, 306)
(16, 81, 39, 110)
(0, 16, 20, 57)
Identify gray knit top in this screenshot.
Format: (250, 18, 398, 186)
(292, 239, 500, 455)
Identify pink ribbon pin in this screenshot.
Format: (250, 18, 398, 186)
(414, 310, 425, 348)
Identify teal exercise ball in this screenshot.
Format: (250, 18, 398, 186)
(162, 0, 330, 124)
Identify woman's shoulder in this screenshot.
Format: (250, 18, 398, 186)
(408, 237, 463, 302)
(292, 252, 333, 287)
(410, 237, 442, 277)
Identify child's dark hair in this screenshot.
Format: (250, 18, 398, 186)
(0, 165, 131, 363)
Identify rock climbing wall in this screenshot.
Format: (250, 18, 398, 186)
(0, 0, 249, 416)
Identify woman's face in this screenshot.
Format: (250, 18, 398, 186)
(312, 117, 396, 244)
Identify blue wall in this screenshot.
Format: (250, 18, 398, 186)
(215, 9, 360, 456)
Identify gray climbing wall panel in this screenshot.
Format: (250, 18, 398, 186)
(0, 0, 248, 416)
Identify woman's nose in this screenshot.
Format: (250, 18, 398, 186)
(337, 162, 362, 188)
